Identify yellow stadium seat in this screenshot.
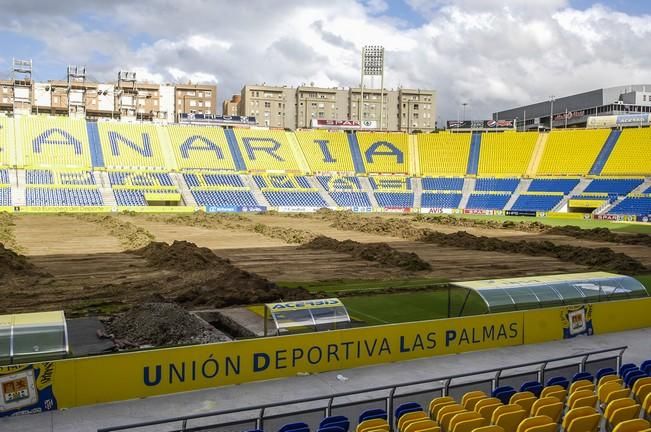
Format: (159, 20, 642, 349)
(357, 418, 389, 432)
(461, 391, 488, 408)
(98, 122, 167, 169)
(509, 392, 536, 415)
(530, 398, 562, 423)
(612, 419, 651, 432)
(606, 389, 634, 406)
(493, 408, 526, 432)
(20, 116, 92, 168)
(357, 132, 409, 174)
(540, 385, 566, 400)
(295, 130, 356, 172)
(438, 405, 466, 430)
(476, 401, 502, 422)
(398, 411, 428, 432)
(633, 378, 651, 400)
(233, 128, 300, 172)
(569, 379, 594, 394)
(166, 125, 237, 170)
(449, 411, 483, 431)
(428, 396, 456, 418)
(536, 129, 610, 175)
(599, 375, 623, 388)
(643, 392, 651, 419)
(602, 127, 651, 175)
(403, 419, 438, 432)
(562, 407, 601, 432)
(637, 384, 651, 406)
(472, 426, 505, 432)
(0, 117, 14, 166)
(451, 416, 487, 432)
(514, 415, 554, 432)
(477, 131, 537, 176)
(417, 132, 471, 176)
(605, 398, 641, 430)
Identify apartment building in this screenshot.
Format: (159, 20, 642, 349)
(222, 94, 241, 116)
(238, 84, 436, 131)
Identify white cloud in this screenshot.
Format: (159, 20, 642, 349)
(2, 0, 651, 122)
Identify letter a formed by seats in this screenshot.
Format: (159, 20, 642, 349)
(357, 132, 409, 174)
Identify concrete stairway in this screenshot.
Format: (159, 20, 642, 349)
(93, 171, 117, 207)
(358, 176, 379, 208)
(307, 176, 336, 207)
(551, 177, 592, 212)
(170, 172, 197, 207)
(458, 177, 476, 209)
(412, 177, 423, 209)
(241, 174, 270, 207)
(504, 178, 532, 211)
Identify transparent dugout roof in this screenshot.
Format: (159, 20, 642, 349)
(0, 311, 69, 365)
(452, 272, 648, 313)
(264, 298, 351, 336)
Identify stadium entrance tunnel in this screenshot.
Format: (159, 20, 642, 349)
(452, 271, 648, 315)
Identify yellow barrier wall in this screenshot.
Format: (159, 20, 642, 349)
(1, 298, 649, 416)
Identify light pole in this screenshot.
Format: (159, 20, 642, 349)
(462, 102, 468, 121)
(549, 95, 555, 131)
(359, 45, 385, 130)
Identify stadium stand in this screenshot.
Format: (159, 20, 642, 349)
(466, 193, 511, 210)
(511, 194, 564, 212)
(20, 116, 92, 168)
(192, 190, 260, 207)
(602, 127, 651, 175)
(528, 178, 580, 194)
(233, 128, 301, 172)
(421, 177, 464, 191)
(417, 133, 471, 176)
(610, 197, 651, 216)
(184, 173, 245, 188)
(166, 125, 238, 171)
(97, 122, 167, 169)
(295, 130, 356, 173)
(536, 129, 610, 175)
(253, 173, 326, 208)
(583, 178, 644, 195)
(0, 168, 10, 206)
(108, 170, 178, 206)
(369, 176, 414, 208)
(24, 168, 102, 206)
(421, 192, 462, 209)
(317, 175, 362, 191)
(0, 117, 14, 167)
(478, 131, 538, 176)
(475, 178, 519, 192)
(356, 132, 410, 174)
(316, 175, 371, 208)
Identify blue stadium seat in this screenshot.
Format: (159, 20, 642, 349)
(192, 190, 259, 207)
(109, 171, 173, 187)
(395, 402, 422, 422)
(584, 178, 643, 195)
(317, 176, 361, 191)
(545, 376, 569, 389)
(421, 177, 464, 191)
(466, 194, 510, 210)
(0, 170, 9, 185)
(528, 178, 579, 194)
(358, 408, 387, 423)
(262, 191, 326, 207)
(0, 188, 11, 206)
(596, 368, 617, 382)
(571, 372, 594, 383)
(610, 197, 651, 216)
(620, 363, 638, 376)
(319, 416, 349, 432)
(421, 193, 462, 208)
(330, 192, 371, 208)
(374, 192, 414, 208)
(183, 173, 244, 188)
(511, 195, 563, 212)
(278, 422, 309, 432)
(520, 381, 543, 398)
(26, 188, 103, 206)
(475, 178, 519, 192)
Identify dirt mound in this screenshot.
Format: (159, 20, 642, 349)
(316, 211, 647, 274)
(415, 214, 549, 233)
(0, 242, 49, 279)
(419, 230, 646, 274)
(134, 240, 231, 271)
(111, 240, 314, 309)
(302, 236, 431, 271)
(105, 302, 229, 346)
(75, 214, 154, 249)
(547, 226, 651, 247)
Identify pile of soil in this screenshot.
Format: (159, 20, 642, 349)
(134, 240, 231, 271)
(415, 214, 549, 233)
(547, 226, 651, 247)
(113, 241, 313, 308)
(104, 302, 229, 346)
(0, 213, 22, 252)
(302, 236, 431, 271)
(315, 211, 647, 274)
(252, 223, 317, 244)
(76, 214, 154, 249)
(419, 231, 646, 274)
(0, 242, 48, 279)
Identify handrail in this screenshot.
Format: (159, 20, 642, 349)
(97, 345, 626, 432)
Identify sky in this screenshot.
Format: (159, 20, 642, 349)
(0, 0, 650, 121)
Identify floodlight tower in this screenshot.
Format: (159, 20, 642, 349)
(359, 45, 385, 130)
(67, 65, 87, 117)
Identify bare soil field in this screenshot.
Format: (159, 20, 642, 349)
(0, 212, 648, 317)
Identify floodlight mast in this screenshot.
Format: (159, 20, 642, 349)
(359, 45, 385, 130)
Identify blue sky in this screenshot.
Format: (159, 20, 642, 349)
(1, 0, 650, 118)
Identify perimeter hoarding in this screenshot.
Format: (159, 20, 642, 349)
(1, 298, 650, 416)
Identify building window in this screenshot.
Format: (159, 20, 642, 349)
(413, 104, 419, 110)
(264, 102, 271, 108)
(413, 113, 419, 119)
(205, 101, 211, 107)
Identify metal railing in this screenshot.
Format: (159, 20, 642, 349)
(98, 345, 626, 432)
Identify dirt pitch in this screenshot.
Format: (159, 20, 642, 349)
(0, 212, 649, 317)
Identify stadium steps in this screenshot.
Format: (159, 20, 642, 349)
(285, 132, 311, 174)
(551, 177, 593, 212)
(408, 134, 419, 176)
(347, 132, 366, 174)
(358, 176, 379, 208)
(526, 132, 548, 176)
(13, 169, 26, 206)
(307, 176, 337, 207)
(157, 126, 179, 171)
(170, 172, 197, 208)
(241, 174, 270, 207)
(629, 178, 651, 194)
(589, 129, 621, 175)
(93, 171, 117, 207)
(412, 177, 422, 208)
(504, 178, 532, 211)
(458, 177, 476, 209)
(466, 132, 481, 175)
(595, 179, 650, 215)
